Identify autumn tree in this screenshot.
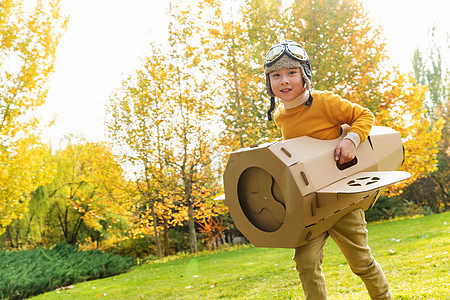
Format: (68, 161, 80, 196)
(407, 26, 449, 211)
(205, 0, 283, 152)
(164, 1, 223, 253)
(2, 183, 52, 248)
(0, 0, 68, 233)
(412, 26, 449, 122)
(106, 41, 185, 258)
(45, 136, 132, 245)
(376, 69, 444, 195)
(287, 0, 387, 112)
(191, 162, 228, 247)
(0, 137, 133, 249)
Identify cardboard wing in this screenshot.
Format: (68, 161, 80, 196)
(315, 171, 410, 217)
(223, 126, 411, 248)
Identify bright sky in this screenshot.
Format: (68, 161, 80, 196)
(41, 0, 449, 146)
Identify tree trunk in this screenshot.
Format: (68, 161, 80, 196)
(233, 68, 245, 149)
(151, 203, 163, 259)
(24, 214, 34, 246)
(430, 173, 449, 210)
(5, 226, 15, 248)
(188, 199, 197, 253)
(15, 225, 20, 248)
(69, 211, 85, 245)
(56, 207, 69, 242)
(163, 217, 170, 256)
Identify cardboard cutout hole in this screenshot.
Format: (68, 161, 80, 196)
(347, 176, 381, 187)
(337, 157, 358, 170)
(237, 167, 286, 232)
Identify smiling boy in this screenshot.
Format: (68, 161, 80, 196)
(264, 40, 392, 300)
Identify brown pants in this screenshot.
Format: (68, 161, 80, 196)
(293, 209, 392, 300)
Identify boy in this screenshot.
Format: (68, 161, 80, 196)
(264, 40, 391, 300)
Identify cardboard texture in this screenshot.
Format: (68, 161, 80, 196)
(223, 126, 410, 248)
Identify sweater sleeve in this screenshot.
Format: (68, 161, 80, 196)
(325, 92, 374, 143)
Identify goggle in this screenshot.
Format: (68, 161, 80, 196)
(265, 40, 308, 67)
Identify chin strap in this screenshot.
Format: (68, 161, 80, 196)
(267, 97, 275, 121)
(305, 92, 313, 106)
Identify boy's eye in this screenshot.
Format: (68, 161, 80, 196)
(289, 70, 298, 75)
(271, 73, 280, 78)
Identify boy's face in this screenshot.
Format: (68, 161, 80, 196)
(269, 68, 305, 102)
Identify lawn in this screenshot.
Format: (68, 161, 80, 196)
(32, 212, 449, 300)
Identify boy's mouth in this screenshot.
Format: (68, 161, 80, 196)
(280, 88, 291, 93)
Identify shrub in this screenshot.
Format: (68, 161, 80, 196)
(169, 228, 190, 254)
(110, 236, 157, 258)
(0, 243, 136, 299)
(365, 196, 428, 222)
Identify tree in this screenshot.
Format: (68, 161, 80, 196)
(191, 163, 228, 248)
(408, 26, 449, 211)
(2, 185, 50, 248)
(412, 26, 449, 122)
(0, 0, 68, 233)
(287, 0, 387, 112)
(165, 1, 222, 253)
(376, 69, 444, 195)
(106, 41, 183, 258)
(206, 0, 282, 152)
(47, 136, 131, 245)
(0, 137, 133, 249)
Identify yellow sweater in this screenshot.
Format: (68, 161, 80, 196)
(274, 90, 374, 142)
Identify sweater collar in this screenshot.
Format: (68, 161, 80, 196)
(280, 88, 310, 109)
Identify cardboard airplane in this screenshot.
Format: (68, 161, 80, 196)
(222, 126, 410, 248)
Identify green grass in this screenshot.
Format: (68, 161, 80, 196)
(32, 212, 450, 300)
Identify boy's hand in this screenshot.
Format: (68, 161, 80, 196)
(335, 139, 356, 165)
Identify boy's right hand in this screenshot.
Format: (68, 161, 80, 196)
(335, 139, 356, 165)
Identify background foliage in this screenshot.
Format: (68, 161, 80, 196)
(0, 0, 68, 234)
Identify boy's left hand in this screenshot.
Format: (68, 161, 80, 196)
(335, 139, 356, 165)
